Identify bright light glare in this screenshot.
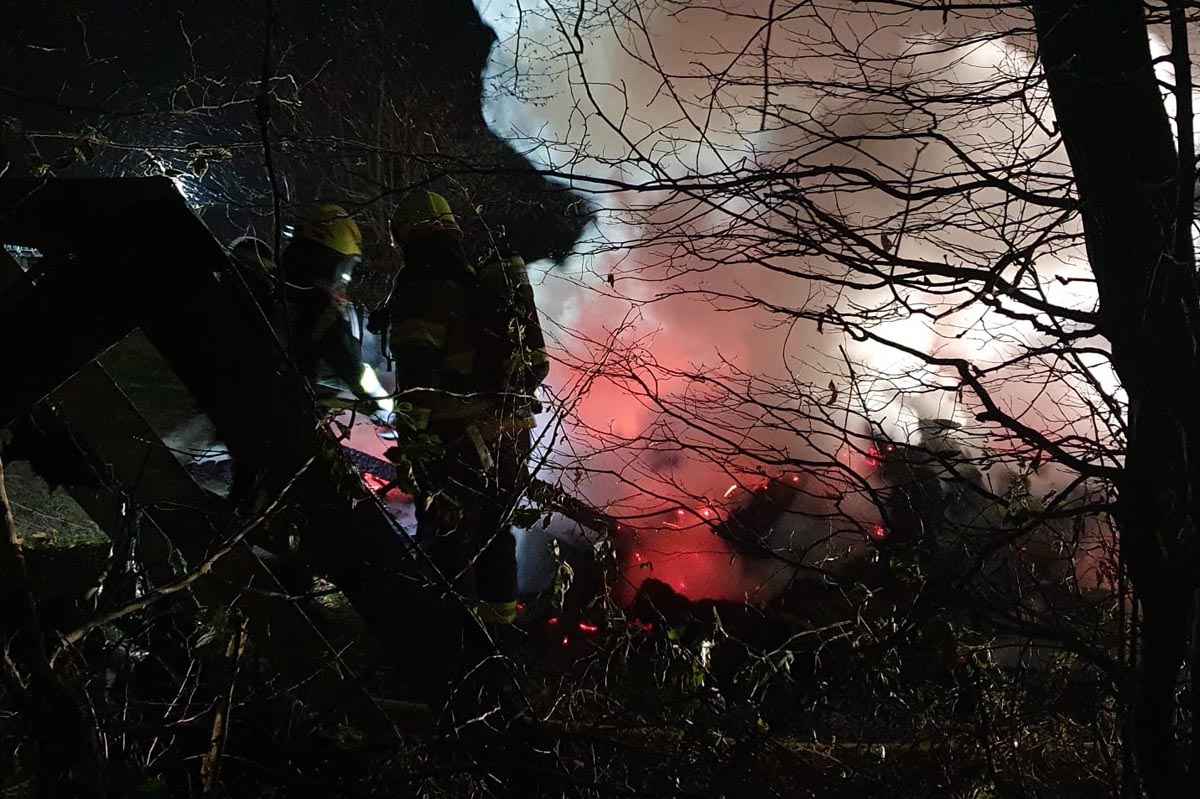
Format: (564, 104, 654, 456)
(359, 364, 394, 413)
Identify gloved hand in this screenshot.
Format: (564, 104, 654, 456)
(367, 308, 390, 335)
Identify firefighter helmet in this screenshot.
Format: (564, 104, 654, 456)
(294, 204, 363, 257)
(391, 190, 461, 244)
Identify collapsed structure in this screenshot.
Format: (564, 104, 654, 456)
(0, 178, 494, 711)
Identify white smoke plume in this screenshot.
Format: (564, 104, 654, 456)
(473, 1, 1132, 601)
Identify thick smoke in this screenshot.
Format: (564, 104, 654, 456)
(474, 1, 1124, 601)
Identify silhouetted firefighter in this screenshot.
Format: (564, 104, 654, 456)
(377, 190, 550, 625)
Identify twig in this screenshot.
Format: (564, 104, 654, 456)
(256, 0, 284, 260)
(760, 0, 776, 131)
(51, 456, 316, 667)
(201, 611, 248, 796)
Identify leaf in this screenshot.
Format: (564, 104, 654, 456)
(827, 380, 839, 405)
(881, 231, 892, 251)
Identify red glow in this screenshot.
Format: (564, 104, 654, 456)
(578, 622, 599, 633)
(610, 468, 837, 605)
(363, 473, 390, 491)
(866, 446, 880, 468)
(362, 472, 411, 501)
(870, 524, 888, 541)
(614, 523, 763, 604)
(561, 635, 570, 647)
(517, 602, 526, 612)
(629, 618, 655, 634)
(548, 617, 559, 626)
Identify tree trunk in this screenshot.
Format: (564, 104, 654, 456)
(1030, 1, 1200, 794)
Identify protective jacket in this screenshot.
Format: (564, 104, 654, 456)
(280, 238, 380, 410)
(476, 253, 551, 422)
(385, 236, 548, 431)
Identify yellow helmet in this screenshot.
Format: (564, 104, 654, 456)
(391, 190, 461, 245)
(294, 204, 363, 257)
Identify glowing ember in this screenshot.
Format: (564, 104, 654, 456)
(361, 472, 410, 500)
(870, 524, 888, 541)
(363, 473, 390, 491)
(578, 622, 599, 633)
(866, 446, 880, 468)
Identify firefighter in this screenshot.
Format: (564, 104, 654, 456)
(227, 235, 284, 331)
(280, 204, 392, 423)
(382, 190, 549, 625)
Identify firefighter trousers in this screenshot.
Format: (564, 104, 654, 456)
(415, 425, 532, 620)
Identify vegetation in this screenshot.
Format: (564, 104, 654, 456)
(3, 2, 1199, 797)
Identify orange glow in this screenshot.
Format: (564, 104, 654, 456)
(362, 472, 411, 501)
